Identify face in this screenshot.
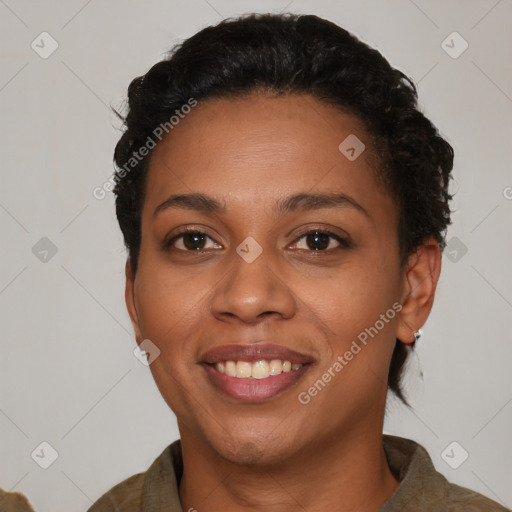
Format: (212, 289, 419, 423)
(126, 92, 415, 465)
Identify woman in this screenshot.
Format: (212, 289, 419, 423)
(88, 12, 509, 511)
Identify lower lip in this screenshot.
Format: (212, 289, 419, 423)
(202, 363, 310, 402)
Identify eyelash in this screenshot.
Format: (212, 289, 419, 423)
(163, 227, 351, 254)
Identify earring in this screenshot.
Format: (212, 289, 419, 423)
(411, 329, 422, 347)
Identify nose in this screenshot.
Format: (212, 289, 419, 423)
(209, 248, 296, 325)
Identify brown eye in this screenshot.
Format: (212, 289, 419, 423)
(182, 232, 207, 250)
(165, 230, 222, 252)
(291, 229, 350, 252)
(304, 232, 331, 250)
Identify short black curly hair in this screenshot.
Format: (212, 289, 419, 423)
(112, 12, 454, 403)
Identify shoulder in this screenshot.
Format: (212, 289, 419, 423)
(87, 440, 182, 512)
(442, 481, 511, 512)
(0, 489, 35, 512)
(382, 435, 510, 512)
(87, 472, 145, 512)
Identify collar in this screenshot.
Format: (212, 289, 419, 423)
(139, 434, 490, 511)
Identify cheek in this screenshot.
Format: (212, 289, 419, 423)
(133, 262, 208, 360)
(298, 269, 399, 408)
(301, 256, 400, 380)
(133, 267, 209, 417)
(303, 257, 398, 330)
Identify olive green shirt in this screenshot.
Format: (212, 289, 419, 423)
(87, 435, 509, 511)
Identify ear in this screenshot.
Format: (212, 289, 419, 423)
(396, 236, 442, 345)
(125, 260, 143, 343)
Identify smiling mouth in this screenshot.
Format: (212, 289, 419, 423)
(202, 360, 312, 402)
(208, 359, 305, 379)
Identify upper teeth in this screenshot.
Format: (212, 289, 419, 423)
(214, 360, 303, 379)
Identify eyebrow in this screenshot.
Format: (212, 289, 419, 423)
(153, 192, 371, 220)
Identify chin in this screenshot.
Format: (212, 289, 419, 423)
(206, 425, 300, 467)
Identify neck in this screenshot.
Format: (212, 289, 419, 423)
(178, 422, 399, 512)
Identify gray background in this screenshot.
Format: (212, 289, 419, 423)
(1, 0, 511, 510)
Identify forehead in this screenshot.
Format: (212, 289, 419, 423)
(143, 93, 393, 223)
